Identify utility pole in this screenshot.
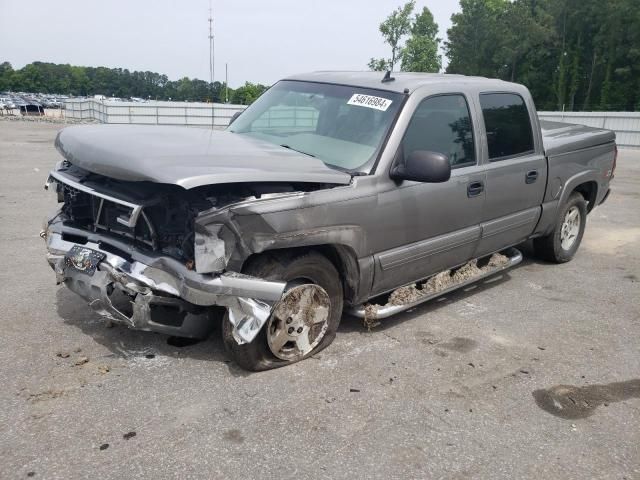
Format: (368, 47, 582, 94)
(208, 0, 215, 127)
(208, 1, 214, 90)
(225, 63, 229, 103)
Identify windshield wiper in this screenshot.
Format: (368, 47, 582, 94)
(280, 144, 315, 157)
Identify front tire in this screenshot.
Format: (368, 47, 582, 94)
(534, 192, 587, 263)
(222, 251, 343, 371)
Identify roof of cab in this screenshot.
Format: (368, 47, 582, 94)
(284, 71, 518, 94)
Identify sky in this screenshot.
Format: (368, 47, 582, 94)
(0, 0, 460, 87)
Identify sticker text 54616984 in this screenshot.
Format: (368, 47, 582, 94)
(347, 94, 393, 112)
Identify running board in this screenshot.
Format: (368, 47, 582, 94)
(347, 248, 523, 320)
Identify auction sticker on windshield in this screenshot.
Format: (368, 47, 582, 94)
(347, 94, 393, 111)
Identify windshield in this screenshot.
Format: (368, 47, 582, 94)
(228, 80, 403, 173)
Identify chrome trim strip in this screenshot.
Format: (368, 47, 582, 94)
(48, 170, 143, 228)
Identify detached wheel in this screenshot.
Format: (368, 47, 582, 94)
(534, 192, 587, 263)
(222, 251, 343, 371)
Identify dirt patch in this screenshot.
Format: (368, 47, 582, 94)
(362, 252, 513, 328)
(452, 260, 481, 283)
(583, 227, 640, 255)
(363, 303, 380, 330)
(27, 389, 64, 403)
(533, 379, 640, 419)
(439, 337, 478, 353)
(487, 252, 509, 268)
(223, 429, 245, 443)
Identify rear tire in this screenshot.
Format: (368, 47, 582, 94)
(222, 251, 343, 371)
(534, 192, 587, 263)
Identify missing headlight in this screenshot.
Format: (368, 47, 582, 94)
(194, 223, 234, 274)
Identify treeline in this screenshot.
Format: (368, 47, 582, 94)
(372, 0, 640, 111)
(0, 61, 268, 105)
(445, 0, 640, 111)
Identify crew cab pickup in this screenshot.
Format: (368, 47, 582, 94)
(43, 72, 616, 370)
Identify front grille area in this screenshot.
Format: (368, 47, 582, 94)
(61, 183, 157, 248)
(54, 171, 203, 262)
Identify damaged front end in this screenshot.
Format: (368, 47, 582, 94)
(43, 165, 292, 343)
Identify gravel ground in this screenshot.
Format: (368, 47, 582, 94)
(0, 121, 638, 480)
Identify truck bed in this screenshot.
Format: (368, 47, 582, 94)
(541, 120, 616, 157)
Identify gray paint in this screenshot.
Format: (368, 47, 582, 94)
(47, 72, 617, 321)
(55, 124, 352, 188)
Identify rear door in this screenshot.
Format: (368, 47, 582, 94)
(474, 92, 546, 256)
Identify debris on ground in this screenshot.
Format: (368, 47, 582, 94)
(123, 431, 136, 440)
(56, 351, 70, 358)
(99, 443, 109, 451)
(74, 356, 89, 366)
(97, 365, 110, 374)
(27, 389, 64, 403)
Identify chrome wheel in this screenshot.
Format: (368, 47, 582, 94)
(266, 284, 330, 361)
(560, 206, 581, 250)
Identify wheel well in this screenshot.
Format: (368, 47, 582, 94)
(241, 245, 359, 304)
(573, 181, 598, 212)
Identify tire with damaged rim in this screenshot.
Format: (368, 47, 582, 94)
(222, 251, 343, 371)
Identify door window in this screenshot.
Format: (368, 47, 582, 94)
(403, 94, 476, 168)
(480, 93, 534, 160)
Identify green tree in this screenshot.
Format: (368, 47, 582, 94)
(445, 0, 506, 77)
(367, 58, 391, 72)
(400, 6, 441, 72)
(0, 62, 14, 91)
(231, 82, 268, 105)
(368, 1, 415, 71)
(445, 0, 640, 111)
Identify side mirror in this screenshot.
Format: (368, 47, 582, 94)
(228, 111, 242, 125)
(390, 150, 451, 183)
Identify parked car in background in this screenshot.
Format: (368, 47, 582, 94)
(0, 97, 15, 109)
(43, 72, 616, 371)
(20, 104, 45, 116)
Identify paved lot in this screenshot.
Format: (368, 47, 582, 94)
(0, 120, 639, 480)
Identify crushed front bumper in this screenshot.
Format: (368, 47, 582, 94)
(44, 218, 286, 341)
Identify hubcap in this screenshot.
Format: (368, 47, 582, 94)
(266, 284, 330, 361)
(560, 206, 581, 250)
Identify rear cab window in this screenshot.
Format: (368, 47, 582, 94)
(480, 93, 534, 161)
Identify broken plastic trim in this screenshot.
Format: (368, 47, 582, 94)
(45, 222, 285, 306)
(227, 297, 273, 344)
(348, 248, 523, 321)
(44, 221, 286, 341)
(48, 170, 143, 228)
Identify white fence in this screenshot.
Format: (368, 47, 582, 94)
(63, 100, 640, 148)
(538, 111, 640, 148)
(64, 99, 246, 127)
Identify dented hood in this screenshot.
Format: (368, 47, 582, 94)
(55, 125, 352, 189)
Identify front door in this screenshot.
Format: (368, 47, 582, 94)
(371, 94, 486, 295)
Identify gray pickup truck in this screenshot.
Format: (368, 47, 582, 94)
(43, 72, 616, 370)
